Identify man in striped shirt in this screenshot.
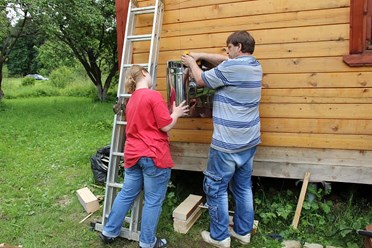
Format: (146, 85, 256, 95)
(181, 31, 262, 248)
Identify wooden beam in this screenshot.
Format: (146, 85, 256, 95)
(172, 194, 203, 221)
(170, 143, 372, 184)
(115, 0, 130, 70)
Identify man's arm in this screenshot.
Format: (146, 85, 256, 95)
(181, 52, 228, 87)
(190, 52, 228, 67)
(181, 54, 206, 87)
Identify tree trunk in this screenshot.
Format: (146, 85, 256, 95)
(96, 83, 108, 101)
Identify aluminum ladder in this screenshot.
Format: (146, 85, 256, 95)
(94, 0, 164, 241)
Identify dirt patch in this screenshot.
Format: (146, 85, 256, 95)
(56, 195, 71, 207)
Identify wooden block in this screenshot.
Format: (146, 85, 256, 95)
(173, 207, 203, 234)
(76, 187, 100, 213)
(0, 244, 22, 248)
(172, 194, 203, 221)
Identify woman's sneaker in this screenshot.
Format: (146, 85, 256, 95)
(99, 233, 116, 244)
(228, 227, 251, 244)
(201, 231, 231, 248)
(152, 238, 167, 248)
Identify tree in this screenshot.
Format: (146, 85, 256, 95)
(6, 18, 45, 76)
(0, 1, 31, 100)
(30, 0, 118, 101)
(35, 40, 78, 75)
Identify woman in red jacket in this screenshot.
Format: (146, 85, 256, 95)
(100, 65, 188, 248)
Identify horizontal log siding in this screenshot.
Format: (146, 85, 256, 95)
(133, 0, 372, 151)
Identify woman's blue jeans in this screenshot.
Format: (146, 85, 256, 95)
(102, 157, 171, 248)
(203, 146, 257, 241)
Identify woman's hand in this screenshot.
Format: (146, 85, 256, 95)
(172, 100, 189, 118)
(161, 101, 189, 132)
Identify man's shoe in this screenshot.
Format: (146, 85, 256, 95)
(228, 227, 251, 244)
(99, 233, 116, 244)
(201, 231, 230, 248)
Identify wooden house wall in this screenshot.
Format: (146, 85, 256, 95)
(127, 0, 372, 184)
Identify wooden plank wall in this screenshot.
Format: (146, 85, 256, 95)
(133, 0, 372, 151)
(124, 0, 372, 183)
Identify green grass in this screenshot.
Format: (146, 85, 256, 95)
(0, 96, 113, 247)
(2, 76, 115, 100)
(0, 95, 371, 248)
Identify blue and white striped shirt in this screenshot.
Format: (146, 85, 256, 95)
(201, 55, 262, 153)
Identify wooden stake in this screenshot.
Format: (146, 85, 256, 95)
(292, 171, 311, 229)
(79, 212, 94, 223)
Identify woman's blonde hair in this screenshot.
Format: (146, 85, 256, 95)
(125, 65, 149, 93)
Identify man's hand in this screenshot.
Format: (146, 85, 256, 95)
(181, 54, 197, 68)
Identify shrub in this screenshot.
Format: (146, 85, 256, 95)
(3, 65, 8, 78)
(49, 66, 74, 88)
(21, 77, 36, 86)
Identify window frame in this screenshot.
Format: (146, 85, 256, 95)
(343, 0, 372, 66)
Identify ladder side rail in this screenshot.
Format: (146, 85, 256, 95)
(101, 116, 125, 226)
(117, 0, 136, 95)
(101, 0, 136, 228)
(147, 0, 159, 83)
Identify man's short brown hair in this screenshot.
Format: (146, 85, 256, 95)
(226, 31, 255, 54)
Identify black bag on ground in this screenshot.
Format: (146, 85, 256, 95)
(90, 145, 111, 184)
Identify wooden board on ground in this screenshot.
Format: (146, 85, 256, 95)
(172, 194, 203, 221)
(173, 207, 203, 234)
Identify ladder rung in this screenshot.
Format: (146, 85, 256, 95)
(127, 34, 152, 41)
(112, 152, 124, 157)
(116, 120, 127, 125)
(107, 182, 123, 188)
(103, 214, 131, 224)
(123, 63, 148, 68)
(131, 6, 156, 15)
(118, 93, 131, 98)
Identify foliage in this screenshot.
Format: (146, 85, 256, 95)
(49, 66, 74, 88)
(2, 75, 104, 99)
(35, 41, 78, 76)
(253, 179, 371, 247)
(28, 0, 118, 101)
(2, 64, 8, 78)
(6, 17, 45, 77)
(21, 76, 35, 86)
(0, 0, 33, 99)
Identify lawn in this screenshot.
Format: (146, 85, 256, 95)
(0, 96, 371, 248)
(0, 96, 113, 247)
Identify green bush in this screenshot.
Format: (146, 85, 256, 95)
(3, 65, 9, 78)
(49, 66, 75, 88)
(21, 77, 36, 86)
